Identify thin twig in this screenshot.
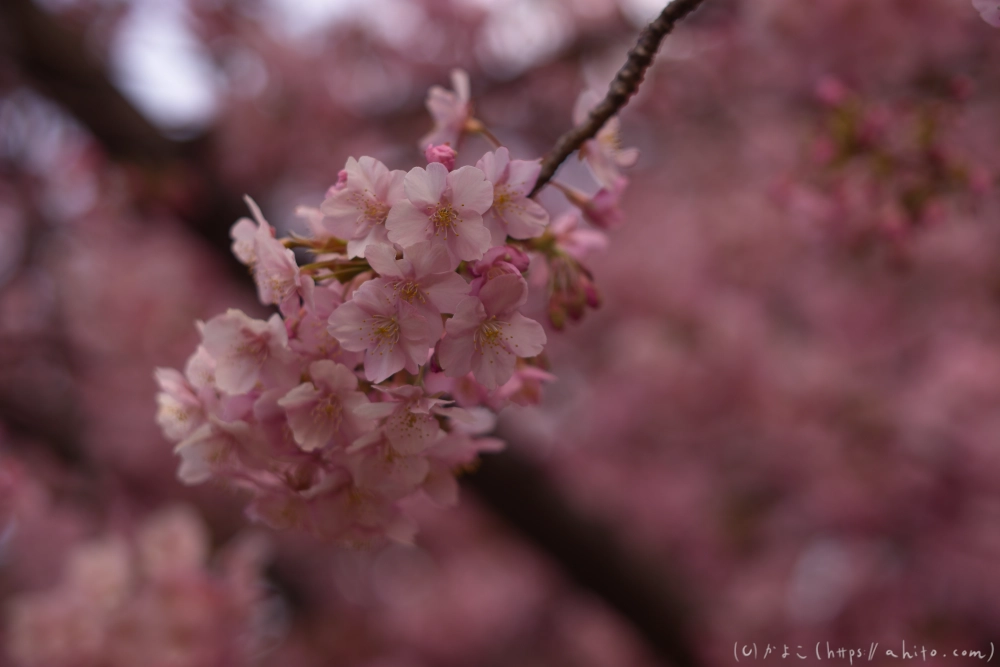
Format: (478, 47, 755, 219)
(530, 0, 707, 196)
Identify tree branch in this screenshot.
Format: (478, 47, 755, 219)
(531, 0, 707, 196)
(465, 444, 702, 667)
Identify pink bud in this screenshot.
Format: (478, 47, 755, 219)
(424, 143, 458, 171)
(326, 169, 349, 196)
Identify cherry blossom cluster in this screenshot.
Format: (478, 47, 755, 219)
(5, 507, 270, 667)
(776, 76, 990, 249)
(155, 69, 636, 544)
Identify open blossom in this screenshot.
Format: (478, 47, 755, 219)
(277, 360, 373, 452)
(174, 418, 257, 484)
(327, 280, 436, 383)
(420, 68, 473, 148)
(476, 147, 549, 245)
(574, 91, 639, 189)
(320, 156, 405, 258)
(438, 274, 547, 389)
(365, 241, 470, 326)
(199, 309, 298, 395)
(355, 384, 458, 454)
(386, 162, 494, 264)
(154, 346, 217, 442)
(230, 197, 312, 315)
(974, 0, 1000, 26)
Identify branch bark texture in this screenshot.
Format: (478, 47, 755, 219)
(531, 0, 707, 196)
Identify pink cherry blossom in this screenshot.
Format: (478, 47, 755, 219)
(573, 91, 640, 189)
(385, 163, 494, 264)
(173, 418, 256, 485)
(246, 469, 415, 545)
(354, 385, 451, 454)
(347, 429, 431, 501)
(199, 309, 299, 395)
(492, 366, 557, 408)
(420, 68, 473, 148)
(973, 0, 1000, 26)
(423, 370, 493, 408)
(327, 280, 436, 383)
(232, 196, 312, 315)
(476, 147, 549, 244)
(425, 143, 458, 170)
(468, 245, 530, 296)
(365, 241, 470, 322)
(286, 282, 362, 366)
(438, 273, 546, 389)
(558, 178, 628, 230)
(154, 367, 206, 442)
(277, 360, 374, 452)
(550, 211, 608, 260)
(320, 156, 406, 258)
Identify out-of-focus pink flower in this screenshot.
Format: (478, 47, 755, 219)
(386, 162, 494, 264)
(438, 274, 546, 389)
(230, 197, 313, 315)
(550, 211, 608, 260)
(5, 507, 270, 667)
(493, 366, 557, 408)
(278, 360, 374, 452)
(320, 156, 406, 258)
(583, 177, 628, 230)
(815, 76, 850, 106)
(327, 281, 435, 383)
(200, 309, 298, 394)
(420, 69, 473, 148)
(973, 0, 1000, 26)
(173, 418, 255, 485)
(573, 91, 639, 189)
(424, 143, 457, 171)
(476, 147, 549, 244)
(557, 177, 628, 230)
(154, 366, 207, 442)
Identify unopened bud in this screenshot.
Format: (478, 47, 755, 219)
(425, 143, 457, 171)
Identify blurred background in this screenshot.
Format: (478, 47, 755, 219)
(2, 0, 1000, 665)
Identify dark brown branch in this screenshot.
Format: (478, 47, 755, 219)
(464, 445, 702, 667)
(530, 0, 707, 196)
